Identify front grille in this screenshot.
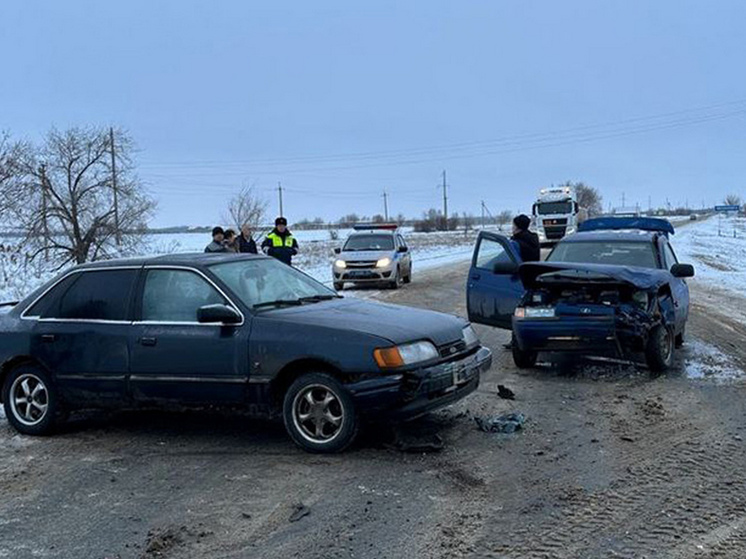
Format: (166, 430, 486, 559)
(438, 340, 467, 359)
(545, 226, 567, 239)
(543, 218, 568, 226)
(346, 261, 377, 269)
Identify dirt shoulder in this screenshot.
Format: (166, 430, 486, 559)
(1, 259, 745, 559)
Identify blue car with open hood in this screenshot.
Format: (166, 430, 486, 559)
(466, 218, 694, 372)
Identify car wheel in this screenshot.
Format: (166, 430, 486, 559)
(511, 335, 538, 369)
(403, 268, 412, 284)
(389, 267, 402, 289)
(333, 282, 344, 291)
(283, 372, 359, 453)
(2, 365, 60, 436)
(646, 324, 674, 373)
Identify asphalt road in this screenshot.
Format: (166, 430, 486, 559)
(1, 260, 745, 559)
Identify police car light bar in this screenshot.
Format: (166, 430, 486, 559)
(352, 223, 399, 231)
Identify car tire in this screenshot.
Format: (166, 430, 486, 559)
(675, 327, 685, 348)
(389, 267, 402, 289)
(2, 365, 60, 436)
(511, 336, 538, 369)
(283, 372, 359, 453)
(333, 282, 344, 291)
(403, 268, 412, 284)
(646, 324, 674, 373)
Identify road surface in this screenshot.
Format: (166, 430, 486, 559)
(1, 260, 745, 559)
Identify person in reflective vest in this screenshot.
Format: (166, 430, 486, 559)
(261, 217, 299, 265)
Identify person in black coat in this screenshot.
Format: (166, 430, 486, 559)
(511, 214, 540, 262)
(237, 224, 258, 254)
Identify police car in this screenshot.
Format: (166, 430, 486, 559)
(332, 224, 412, 290)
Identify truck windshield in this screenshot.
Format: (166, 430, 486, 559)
(210, 258, 335, 309)
(343, 234, 394, 251)
(536, 202, 572, 215)
(547, 241, 658, 268)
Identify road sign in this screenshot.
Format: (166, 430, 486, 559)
(714, 205, 740, 212)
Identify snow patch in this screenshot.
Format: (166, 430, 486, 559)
(683, 338, 744, 382)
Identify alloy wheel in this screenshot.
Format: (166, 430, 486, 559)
(9, 373, 49, 426)
(292, 384, 345, 443)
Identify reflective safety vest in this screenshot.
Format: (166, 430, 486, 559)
(267, 232, 295, 247)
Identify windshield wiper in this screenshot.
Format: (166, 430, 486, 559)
(298, 294, 341, 303)
(252, 299, 304, 310)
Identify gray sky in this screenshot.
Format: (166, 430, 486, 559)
(2, 0, 745, 226)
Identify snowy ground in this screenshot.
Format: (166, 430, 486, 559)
(674, 214, 746, 298)
(0, 227, 503, 301)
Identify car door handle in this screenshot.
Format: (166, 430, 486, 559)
(471, 272, 481, 280)
(41, 334, 56, 343)
(139, 336, 157, 347)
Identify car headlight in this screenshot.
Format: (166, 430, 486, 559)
(334, 259, 347, 269)
(373, 340, 439, 369)
(376, 257, 392, 268)
(462, 325, 479, 348)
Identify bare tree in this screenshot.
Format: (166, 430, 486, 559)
(724, 194, 741, 206)
(225, 184, 267, 231)
(497, 210, 512, 230)
(13, 126, 155, 265)
(565, 181, 603, 217)
(0, 132, 30, 221)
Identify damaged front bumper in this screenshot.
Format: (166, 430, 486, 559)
(346, 345, 492, 420)
(513, 306, 657, 356)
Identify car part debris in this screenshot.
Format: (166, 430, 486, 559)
(497, 385, 515, 400)
(474, 412, 526, 434)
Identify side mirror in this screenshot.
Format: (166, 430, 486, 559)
(398, 246, 408, 253)
(671, 263, 694, 278)
(333, 247, 341, 254)
(493, 260, 519, 275)
(197, 304, 242, 324)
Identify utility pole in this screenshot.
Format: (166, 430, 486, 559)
(277, 182, 284, 216)
(382, 189, 389, 221)
(621, 192, 626, 208)
(39, 164, 49, 261)
(438, 170, 448, 229)
(109, 127, 120, 246)
(481, 200, 485, 229)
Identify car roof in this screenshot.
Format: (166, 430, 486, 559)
(561, 229, 660, 243)
(348, 230, 396, 236)
(75, 253, 267, 270)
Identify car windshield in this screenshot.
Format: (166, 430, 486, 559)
(547, 241, 659, 268)
(210, 258, 337, 309)
(536, 202, 572, 215)
(343, 234, 394, 251)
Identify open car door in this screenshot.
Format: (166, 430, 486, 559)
(466, 231, 524, 329)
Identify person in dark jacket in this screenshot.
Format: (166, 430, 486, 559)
(261, 217, 298, 265)
(205, 226, 231, 253)
(223, 229, 238, 252)
(237, 224, 258, 254)
(511, 214, 540, 262)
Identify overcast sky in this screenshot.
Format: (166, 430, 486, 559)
(2, 0, 745, 226)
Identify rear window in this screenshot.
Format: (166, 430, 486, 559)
(547, 241, 658, 268)
(32, 270, 138, 321)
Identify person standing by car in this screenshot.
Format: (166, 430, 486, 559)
(223, 229, 238, 252)
(511, 214, 540, 262)
(237, 224, 258, 254)
(205, 226, 231, 253)
(262, 217, 299, 265)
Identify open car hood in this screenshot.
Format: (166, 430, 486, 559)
(519, 262, 670, 290)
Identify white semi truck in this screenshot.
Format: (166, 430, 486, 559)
(532, 186, 587, 246)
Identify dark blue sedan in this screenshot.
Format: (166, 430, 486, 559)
(467, 218, 694, 372)
(0, 253, 491, 452)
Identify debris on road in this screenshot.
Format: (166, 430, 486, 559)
(497, 385, 516, 400)
(392, 431, 444, 453)
(474, 412, 526, 434)
(289, 502, 311, 523)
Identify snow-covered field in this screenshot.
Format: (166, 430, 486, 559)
(0, 227, 499, 301)
(674, 214, 746, 298)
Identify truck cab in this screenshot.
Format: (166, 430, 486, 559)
(532, 186, 585, 247)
